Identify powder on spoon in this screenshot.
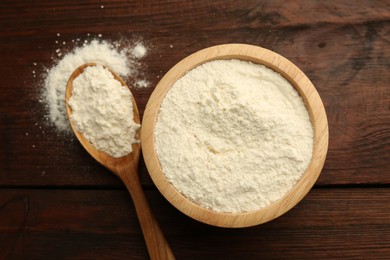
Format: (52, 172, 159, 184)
(154, 59, 313, 213)
(42, 39, 149, 134)
(68, 65, 140, 157)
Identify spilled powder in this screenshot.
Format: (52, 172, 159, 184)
(132, 42, 147, 59)
(42, 38, 149, 134)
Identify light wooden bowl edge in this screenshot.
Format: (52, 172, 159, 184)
(141, 44, 329, 228)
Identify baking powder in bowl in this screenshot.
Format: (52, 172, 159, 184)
(154, 59, 313, 213)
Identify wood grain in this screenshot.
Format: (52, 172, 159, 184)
(0, 0, 388, 187)
(0, 0, 389, 258)
(0, 188, 389, 259)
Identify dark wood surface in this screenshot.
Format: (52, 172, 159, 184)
(0, 0, 389, 259)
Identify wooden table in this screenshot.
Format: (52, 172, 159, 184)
(1, 1, 389, 259)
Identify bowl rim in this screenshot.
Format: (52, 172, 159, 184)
(141, 43, 329, 228)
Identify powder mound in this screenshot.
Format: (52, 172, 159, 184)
(68, 65, 140, 158)
(43, 39, 148, 134)
(154, 59, 313, 213)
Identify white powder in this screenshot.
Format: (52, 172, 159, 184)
(43, 39, 149, 134)
(132, 42, 147, 59)
(135, 79, 149, 89)
(155, 59, 313, 213)
(68, 65, 140, 157)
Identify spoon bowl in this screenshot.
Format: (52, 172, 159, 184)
(66, 63, 174, 260)
(66, 63, 140, 174)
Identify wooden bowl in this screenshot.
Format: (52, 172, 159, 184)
(141, 44, 328, 228)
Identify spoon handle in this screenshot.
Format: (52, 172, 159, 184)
(120, 168, 175, 260)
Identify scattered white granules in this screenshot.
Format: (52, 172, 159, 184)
(135, 79, 149, 89)
(132, 42, 147, 59)
(155, 59, 313, 213)
(42, 39, 149, 134)
(68, 65, 140, 157)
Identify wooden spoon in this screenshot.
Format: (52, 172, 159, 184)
(65, 63, 175, 260)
